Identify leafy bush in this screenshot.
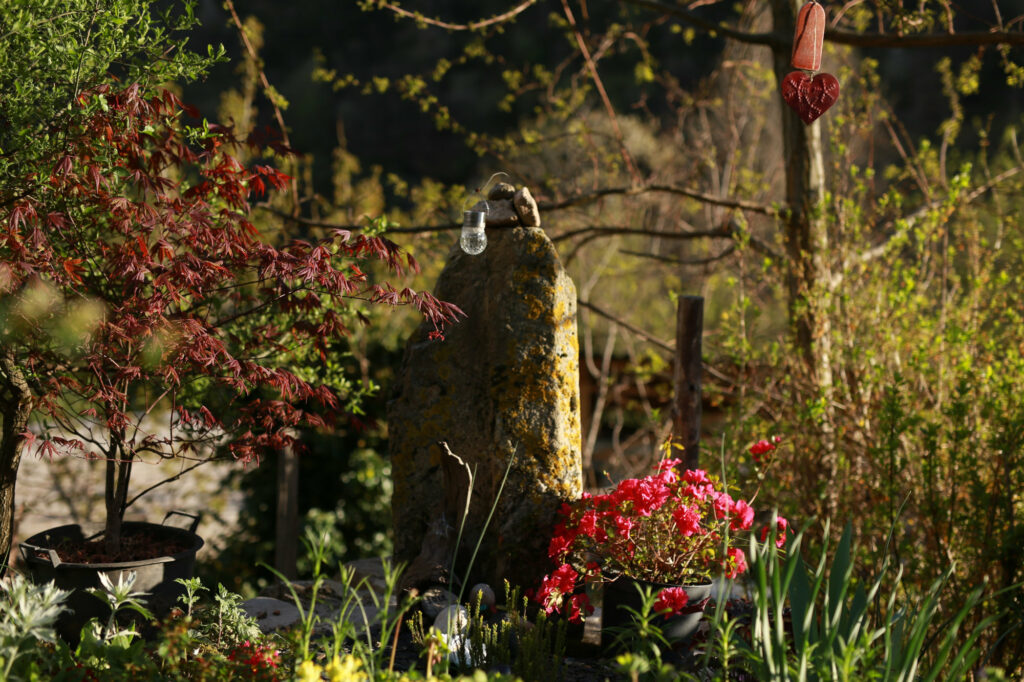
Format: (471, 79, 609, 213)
(696, 519, 1011, 681)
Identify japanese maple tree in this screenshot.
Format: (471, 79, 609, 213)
(0, 81, 461, 561)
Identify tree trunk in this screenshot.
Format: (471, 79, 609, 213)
(770, 0, 838, 518)
(104, 438, 132, 554)
(0, 350, 33, 575)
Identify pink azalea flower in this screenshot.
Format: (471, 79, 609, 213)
(724, 547, 748, 578)
(730, 499, 754, 531)
(653, 586, 690, 616)
(548, 524, 576, 559)
(537, 563, 579, 614)
(568, 593, 593, 623)
(673, 504, 702, 536)
(750, 436, 782, 464)
(614, 514, 634, 540)
(759, 516, 789, 548)
(551, 563, 578, 592)
(657, 458, 682, 474)
(681, 483, 713, 501)
(656, 458, 682, 483)
(712, 492, 734, 520)
(578, 509, 599, 537)
(683, 469, 710, 485)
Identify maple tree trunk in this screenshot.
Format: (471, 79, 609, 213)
(771, 0, 838, 518)
(0, 350, 33, 574)
(104, 438, 132, 554)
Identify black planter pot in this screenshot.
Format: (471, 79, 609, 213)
(18, 511, 203, 642)
(602, 575, 713, 643)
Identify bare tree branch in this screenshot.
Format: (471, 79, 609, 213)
(578, 298, 674, 352)
(224, 0, 300, 216)
(123, 459, 211, 510)
(838, 163, 1024, 282)
(551, 225, 729, 243)
(257, 205, 458, 234)
(620, 244, 737, 265)
(619, 0, 787, 48)
(826, 26, 1024, 48)
(373, 0, 540, 32)
(540, 184, 777, 215)
(561, 0, 642, 184)
(622, 0, 1024, 48)
(577, 297, 748, 393)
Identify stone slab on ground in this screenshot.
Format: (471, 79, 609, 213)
(242, 597, 301, 632)
(248, 558, 399, 636)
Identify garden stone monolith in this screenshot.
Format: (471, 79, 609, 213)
(389, 201, 582, 590)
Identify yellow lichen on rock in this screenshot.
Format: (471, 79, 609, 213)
(389, 214, 582, 588)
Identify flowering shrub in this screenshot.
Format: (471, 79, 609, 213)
(227, 641, 281, 679)
(536, 442, 787, 621)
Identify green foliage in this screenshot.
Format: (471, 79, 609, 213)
(458, 583, 566, 682)
(693, 521, 1010, 681)
(0, 575, 68, 679)
(264, 527, 418, 680)
(205, 424, 395, 596)
(84, 572, 154, 644)
(0, 571, 285, 680)
(605, 583, 674, 666)
(0, 0, 222, 200)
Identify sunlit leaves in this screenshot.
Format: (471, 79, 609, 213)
(1, 82, 462, 472)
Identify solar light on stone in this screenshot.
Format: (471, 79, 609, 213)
(458, 172, 511, 255)
(460, 203, 487, 255)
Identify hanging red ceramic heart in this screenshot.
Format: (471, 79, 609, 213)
(781, 71, 839, 124)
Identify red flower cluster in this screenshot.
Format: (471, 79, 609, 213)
(536, 563, 594, 622)
(759, 516, 790, 548)
(536, 454, 787, 622)
(749, 436, 783, 464)
(227, 641, 280, 680)
(653, 586, 690, 616)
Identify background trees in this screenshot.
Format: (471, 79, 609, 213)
(177, 0, 1024, 667)
(5, 0, 1023, 670)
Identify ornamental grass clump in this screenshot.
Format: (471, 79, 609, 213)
(537, 441, 786, 622)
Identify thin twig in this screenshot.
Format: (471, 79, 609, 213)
(826, 26, 1024, 47)
(844, 162, 1024, 275)
(619, 0, 786, 48)
(375, 0, 540, 31)
(223, 0, 300, 216)
(540, 184, 777, 215)
(619, 244, 736, 265)
(623, 0, 1024, 48)
(123, 459, 210, 509)
(552, 225, 729, 243)
(562, 0, 642, 185)
(578, 298, 674, 352)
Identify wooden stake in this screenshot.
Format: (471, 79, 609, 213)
(672, 296, 703, 471)
(275, 445, 299, 580)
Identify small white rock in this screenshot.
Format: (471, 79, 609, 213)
(433, 604, 469, 637)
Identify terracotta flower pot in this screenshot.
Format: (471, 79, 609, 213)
(18, 511, 203, 642)
(602, 575, 713, 643)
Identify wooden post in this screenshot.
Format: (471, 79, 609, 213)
(275, 445, 299, 580)
(672, 296, 703, 471)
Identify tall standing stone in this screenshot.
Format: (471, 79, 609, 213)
(388, 211, 582, 590)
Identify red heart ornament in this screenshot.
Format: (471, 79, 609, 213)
(781, 71, 840, 124)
